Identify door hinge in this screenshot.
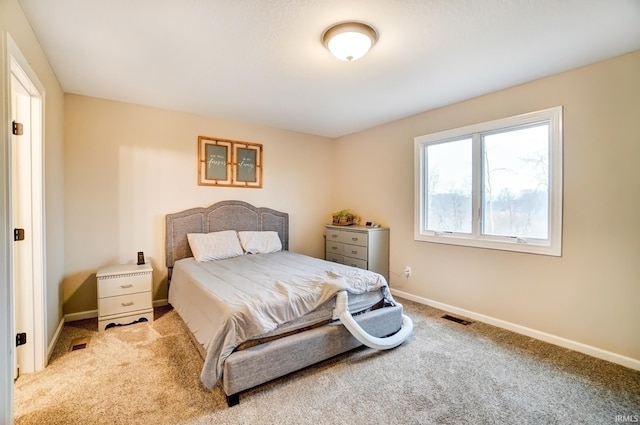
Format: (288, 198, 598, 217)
(16, 333, 27, 347)
(14, 228, 25, 241)
(12, 121, 24, 136)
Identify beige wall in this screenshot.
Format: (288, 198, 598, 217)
(1, 0, 66, 350)
(63, 52, 640, 364)
(63, 95, 334, 314)
(332, 51, 640, 362)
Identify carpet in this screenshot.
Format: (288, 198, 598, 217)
(14, 300, 640, 424)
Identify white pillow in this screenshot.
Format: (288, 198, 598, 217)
(237, 231, 282, 254)
(187, 230, 244, 262)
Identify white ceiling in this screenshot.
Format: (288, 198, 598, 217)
(17, 0, 640, 138)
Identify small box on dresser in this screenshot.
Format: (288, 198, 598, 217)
(325, 224, 390, 282)
(96, 263, 154, 331)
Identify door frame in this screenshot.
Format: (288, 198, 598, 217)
(1, 31, 47, 422)
(11, 54, 46, 376)
(1, 30, 13, 425)
(9, 33, 47, 374)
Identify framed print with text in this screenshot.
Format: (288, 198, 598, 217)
(197, 136, 262, 188)
(232, 142, 262, 187)
(198, 137, 232, 186)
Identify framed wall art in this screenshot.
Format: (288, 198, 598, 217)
(198, 136, 262, 188)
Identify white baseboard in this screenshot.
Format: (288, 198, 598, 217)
(64, 309, 98, 322)
(47, 317, 65, 363)
(153, 299, 168, 308)
(391, 289, 640, 372)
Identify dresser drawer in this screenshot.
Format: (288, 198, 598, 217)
(326, 241, 344, 255)
(343, 244, 367, 261)
(343, 257, 367, 270)
(338, 231, 368, 247)
(326, 228, 341, 242)
(99, 292, 152, 317)
(325, 252, 344, 264)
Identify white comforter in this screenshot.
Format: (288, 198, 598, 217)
(168, 251, 393, 389)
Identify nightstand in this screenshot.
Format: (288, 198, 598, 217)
(96, 263, 154, 331)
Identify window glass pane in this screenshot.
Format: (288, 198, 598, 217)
(482, 124, 549, 239)
(426, 138, 472, 233)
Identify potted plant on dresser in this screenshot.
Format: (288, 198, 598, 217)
(332, 209, 359, 226)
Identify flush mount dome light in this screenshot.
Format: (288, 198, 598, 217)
(322, 22, 378, 62)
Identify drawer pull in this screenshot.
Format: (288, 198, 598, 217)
(120, 284, 134, 289)
(332, 246, 338, 250)
(351, 237, 358, 241)
(331, 259, 338, 263)
(121, 301, 134, 307)
(351, 250, 358, 254)
(331, 234, 338, 238)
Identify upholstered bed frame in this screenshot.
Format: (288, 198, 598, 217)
(165, 200, 403, 406)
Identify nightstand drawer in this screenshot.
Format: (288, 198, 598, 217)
(343, 244, 367, 261)
(98, 273, 151, 298)
(99, 292, 152, 317)
(338, 231, 368, 247)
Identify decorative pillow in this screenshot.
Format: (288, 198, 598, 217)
(237, 231, 282, 254)
(187, 230, 244, 262)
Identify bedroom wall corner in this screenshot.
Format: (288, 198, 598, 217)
(2, 0, 66, 420)
(63, 95, 334, 316)
(331, 50, 640, 365)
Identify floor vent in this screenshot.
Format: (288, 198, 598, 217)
(69, 337, 90, 352)
(442, 314, 473, 326)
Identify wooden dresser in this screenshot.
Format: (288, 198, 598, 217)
(325, 224, 390, 282)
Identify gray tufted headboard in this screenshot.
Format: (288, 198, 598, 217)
(165, 200, 289, 277)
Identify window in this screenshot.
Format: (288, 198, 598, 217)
(414, 107, 562, 256)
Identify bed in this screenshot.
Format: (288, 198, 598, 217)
(165, 200, 408, 406)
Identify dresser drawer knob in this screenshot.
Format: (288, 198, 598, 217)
(120, 284, 134, 289)
(331, 234, 338, 238)
(121, 301, 134, 307)
(351, 237, 358, 241)
(351, 250, 358, 254)
(332, 246, 338, 250)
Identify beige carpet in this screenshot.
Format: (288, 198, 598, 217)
(14, 300, 640, 424)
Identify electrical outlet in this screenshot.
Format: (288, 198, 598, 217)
(404, 266, 412, 277)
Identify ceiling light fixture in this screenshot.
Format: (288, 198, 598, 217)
(322, 22, 378, 62)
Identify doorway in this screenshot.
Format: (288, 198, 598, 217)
(9, 38, 46, 379)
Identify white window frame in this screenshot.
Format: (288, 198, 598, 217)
(414, 106, 563, 256)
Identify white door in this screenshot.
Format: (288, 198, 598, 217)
(10, 51, 46, 378)
(11, 74, 34, 378)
